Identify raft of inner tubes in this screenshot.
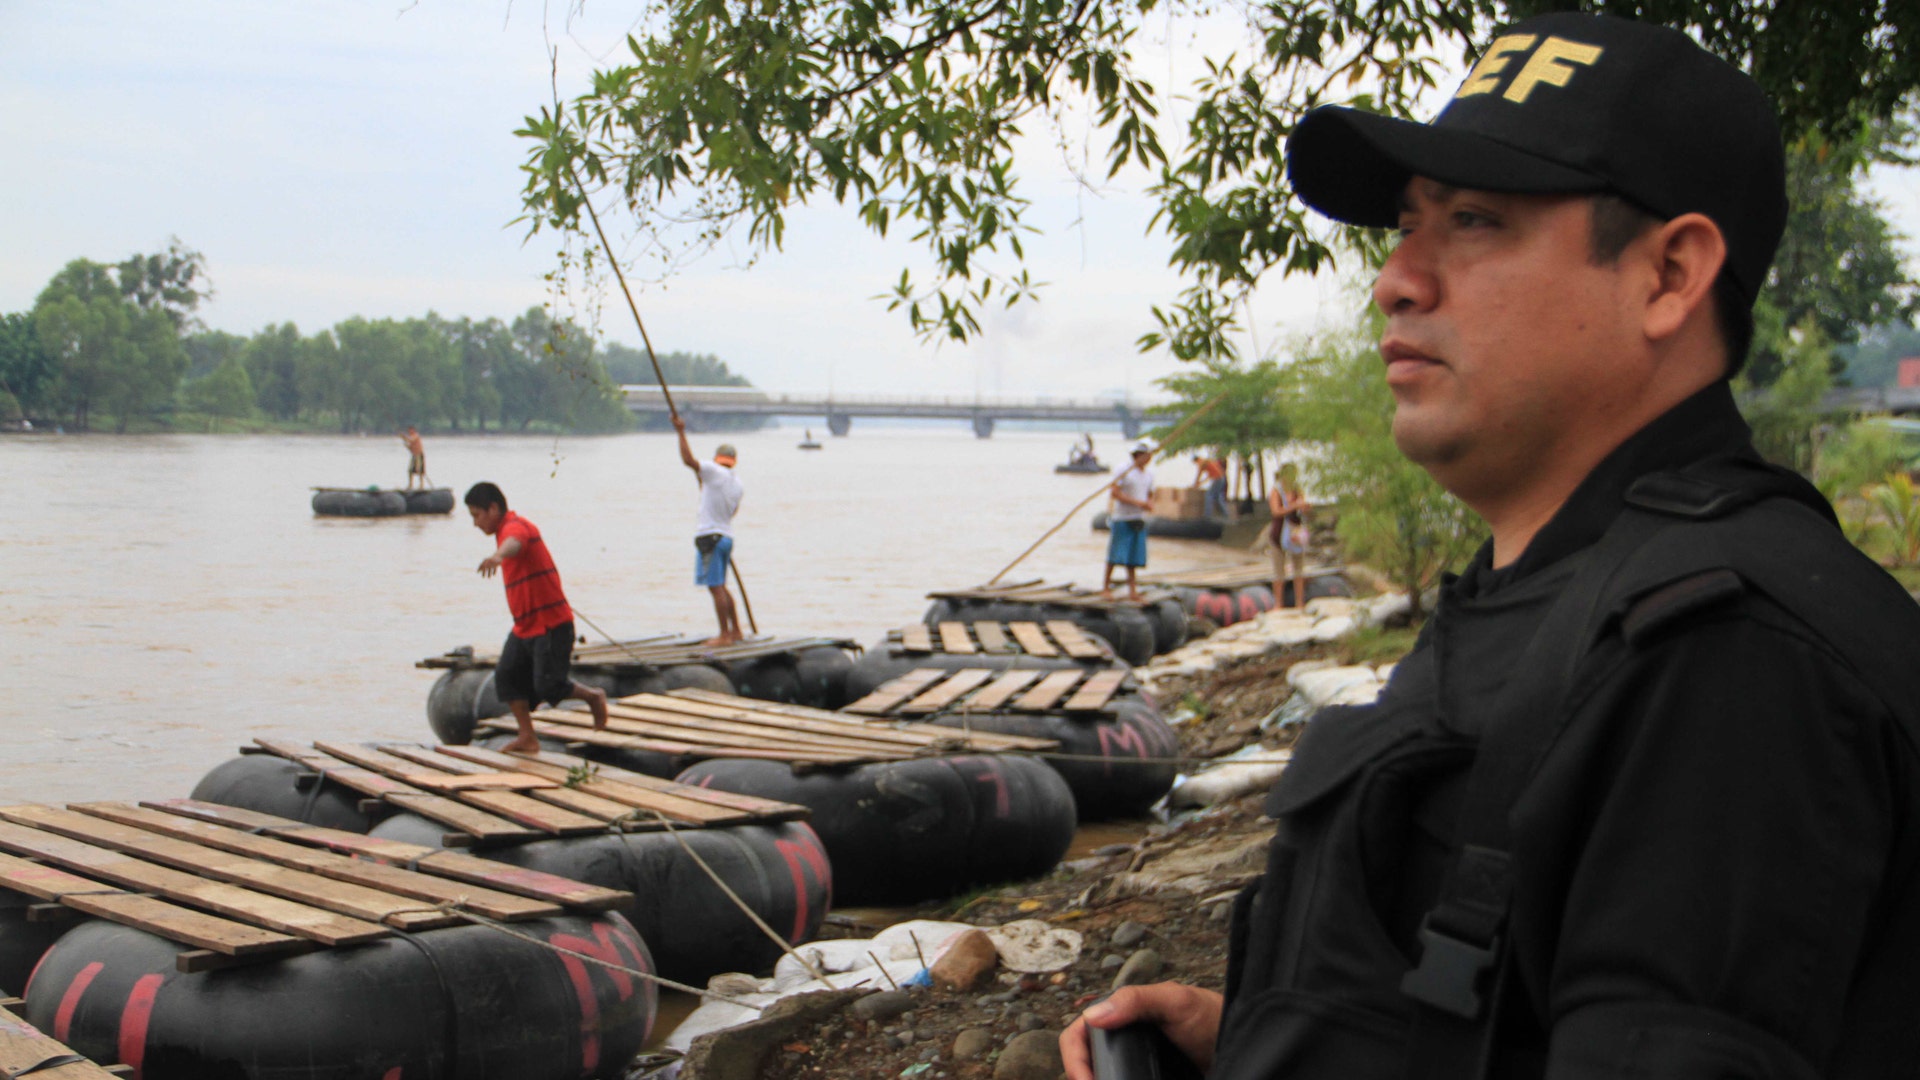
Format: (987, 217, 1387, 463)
(921, 596, 1186, 664)
(927, 693, 1178, 820)
(1166, 573, 1355, 627)
(186, 751, 830, 986)
(1089, 510, 1224, 541)
(369, 810, 832, 986)
(426, 644, 857, 745)
(311, 487, 453, 517)
(22, 912, 654, 1080)
(675, 754, 1076, 907)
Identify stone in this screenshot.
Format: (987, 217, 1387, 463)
(930, 928, 999, 992)
(952, 1028, 995, 1061)
(850, 988, 915, 1023)
(994, 1030, 1065, 1080)
(1100, 954, 1125, 970)
(680, 987, 869, 1080)
(1112, 948, 1165, 990)
(985, 919, 1085, 973)
(1016, 1012, 1047, 1033)
(1110, 921, 1150, 949)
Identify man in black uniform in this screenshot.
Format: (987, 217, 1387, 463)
(1064, 12, 1920, 1079)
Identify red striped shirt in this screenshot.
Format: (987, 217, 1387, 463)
(497, 512, 572, 638)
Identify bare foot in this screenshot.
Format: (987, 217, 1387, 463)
(1099, 588, 1115, 600)
(502, 737, 541, 755)
(1127, 591, 1144, 601)
(587, 692, 609, 731)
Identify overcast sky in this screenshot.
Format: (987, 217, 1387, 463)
(4, 3, 1916, 399)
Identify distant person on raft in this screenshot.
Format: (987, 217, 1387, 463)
(675, 414, 745, 646)
(1103, 441, 1156, 601)
(400, 426, 428, 490)
(464, 482, 608, 753)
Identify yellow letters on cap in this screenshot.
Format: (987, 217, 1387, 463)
(1456, 34, 1537, 98)
(1503, 37, 1604, 103)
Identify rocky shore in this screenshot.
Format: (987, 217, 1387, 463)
(646, 584, 1421, 1080)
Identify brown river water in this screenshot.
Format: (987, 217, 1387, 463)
(3, 427, 1246, 805)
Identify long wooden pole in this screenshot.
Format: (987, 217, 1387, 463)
(566, 162, 759, 633)
(985, 393, 1229, 585)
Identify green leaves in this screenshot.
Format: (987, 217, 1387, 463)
(518, 0, 1920, 357)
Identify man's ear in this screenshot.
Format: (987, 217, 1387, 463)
(1641, 212, 1726, 344)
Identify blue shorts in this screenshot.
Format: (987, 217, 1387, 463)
(695, 533, 733, 587)
(1107, 519, 1148, 567)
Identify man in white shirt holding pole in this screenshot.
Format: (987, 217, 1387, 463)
(674, 414, 745, 645)
(1103, 440, 1156, 601)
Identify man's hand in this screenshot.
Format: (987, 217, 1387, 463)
(671, 414, 686, 433)
(477, 553, 503, 578)
(1060, 983, 1222, 1080)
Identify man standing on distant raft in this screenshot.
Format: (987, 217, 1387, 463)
(675, 414, 745, 645)
(1103, 441, 1155, 600)
(400, 426, 427, 490)
(465, 482, 608, 754)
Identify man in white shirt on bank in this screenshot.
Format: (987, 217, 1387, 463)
(674, 414, 745, 645)
(1104, 441, 1156, 600)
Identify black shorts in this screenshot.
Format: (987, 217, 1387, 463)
(495, 621, 576, 706)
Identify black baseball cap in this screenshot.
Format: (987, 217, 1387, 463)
(1286, 13, 1786, 303)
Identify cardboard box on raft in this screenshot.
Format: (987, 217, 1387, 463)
(1151, 487, 1207, 520)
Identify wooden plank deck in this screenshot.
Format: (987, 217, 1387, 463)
(898, 669, 995, 715)
(71, 803, 559, 921)
(0, 1004, 131, 1079)
(0, 851, 306, 960)
(0, 806, 458, 931)
(139, 801, 632, 911)
(0, 818, 390, 947)
(251, 739, 536, 844)
(841, 668, 949, 715)
(899, 624, 934, 653)
(960, 669, 1046, 712)
(1014, 670, 1088, 712)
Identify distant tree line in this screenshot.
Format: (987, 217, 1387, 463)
(0, 242, 757, 434)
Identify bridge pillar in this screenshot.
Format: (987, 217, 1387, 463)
(827, 413, 852, 437)
(972, 415, 995, 439)
(1120, 411, 1142, 440)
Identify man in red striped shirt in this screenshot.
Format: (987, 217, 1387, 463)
(465, 482, 608, 754)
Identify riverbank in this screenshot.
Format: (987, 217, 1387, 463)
(668, 595, 1422, 1080)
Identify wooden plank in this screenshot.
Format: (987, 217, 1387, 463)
(971, 621, 1012, 654)
(842, 668, 949, 715)
(1014, 669, 1087, 712)
(438, 747, 760, 826)
(70, 804, 560, 921)
(0, 819, 389, 947)
(455, 790, 617, 835)
(534, 706, 891, 759)
(251, 740, 535, 843)
(898, 669, 996, 715)
(1045, 620, 1109, 660)
(937, 622, 976, 654)
(372, 745, 638, 824)
(899, 624, 934, 653)
(962, 669, 1047, 711)
(479, 719, 860, 763)
(0, 806, 458, 932)
(404, 773, 557, 793)
(0, 1005, 124, 1079)
(1062, 668, 1129, 712)
(609, 697, 945, 753)
(138, 801, 631, 912)
(1007, 622, 1060, 657)
(457, 748, 809, 819)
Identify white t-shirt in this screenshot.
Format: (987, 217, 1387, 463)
(695, 460, 743, 537)
(1111, 465, 1154, 522)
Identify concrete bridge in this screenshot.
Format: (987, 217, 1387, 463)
(620, 386, 1181, 438)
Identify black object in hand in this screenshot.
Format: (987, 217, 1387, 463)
(1088, 1022, 1204, 1080)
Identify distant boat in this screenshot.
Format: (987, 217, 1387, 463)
(798, 428, 823, 450)
(1055, 455, 1108, 474)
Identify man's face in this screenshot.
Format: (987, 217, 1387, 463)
(1373, 179, 1649, 501)
(468, 503, 504, 536)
